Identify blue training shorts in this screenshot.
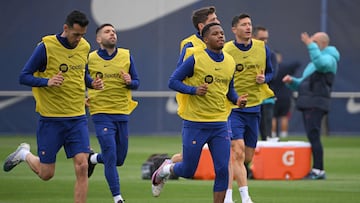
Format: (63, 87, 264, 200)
(36, 117, 91, 164)
(229, 110, 260, 148)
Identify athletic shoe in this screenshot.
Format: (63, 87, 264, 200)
(303, 171, 326, 180)
(3, 143, 30, 172)
(117, 200, 125, 203)
(87, 149, 97, 178)
(266, 137, 279, 142)
(151, 159, 172, 197)
(244, 197, 254, 203)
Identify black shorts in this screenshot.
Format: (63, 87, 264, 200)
(274, 98, 291, 117)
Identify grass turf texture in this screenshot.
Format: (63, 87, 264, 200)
(0, 135, 359, 203)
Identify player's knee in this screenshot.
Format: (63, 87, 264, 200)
(116, 158, 125, 166)
(171, 153, 182, 163)
(181, 167, 197, 178)
(233, 149, 245, 161)
(216, 165, 228, 178)
(39, 171, 54, 181)
(38, 164, 55, 181)
(182, 172, 194, 178)
(75, 160, 88, 175)
(115, 152, 127, 166)
(244, 148, 255, 163)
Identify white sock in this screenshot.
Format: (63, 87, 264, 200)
(113, 194, 123, 203)
(224, 189, 233, 202)
(20, 150, 30, 161)
(90, 153, 98, 164)
(312, 168, 321, 175)
(159, 163, 172, 177)
(280, 131, 288, 138)
(239, 186, 250, 202)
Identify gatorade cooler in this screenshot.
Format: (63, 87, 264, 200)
(251, 141, 311, 180)
(193, 144, 215, 180)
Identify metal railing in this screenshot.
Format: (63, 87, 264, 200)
(1, 91, 360, 98)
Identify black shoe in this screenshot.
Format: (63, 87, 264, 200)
(88, 149, 97, 178)
(303, 171, 326, 180)
(117, 200, 125, 203)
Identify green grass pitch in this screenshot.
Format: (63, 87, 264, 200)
(0, 135, 360, 203)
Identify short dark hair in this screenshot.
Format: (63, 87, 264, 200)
(231, 13, 251, 27)
(201, 22, 221, 37)
(253, 25, 267, 37)
(192, 6, 216, 31)
(96, 23, 114, 34)
(65, 10, 89, 28)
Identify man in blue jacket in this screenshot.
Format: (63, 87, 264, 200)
(283, 32, 340, 180)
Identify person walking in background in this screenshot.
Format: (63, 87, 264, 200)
(86, 23, 140, 203)
(3, 10, 104, 203)
(223, 14, 274, 203)
(283, 32, 340, 180)
(271, 51, 301, 138)
(252, 25, 278, 141)
(152, 23, 248, 203)
(172, 5, 221, 163)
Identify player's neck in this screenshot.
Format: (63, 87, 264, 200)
(104, 47, 116, 56)
(235, 37, 251, 46)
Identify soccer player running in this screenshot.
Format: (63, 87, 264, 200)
(151, 22, 248, 203)
(223, 14, 274, 203)
(3, 10, 104, 203)
(176, 6, 220, 67)
(86, 23, 140, 203)
(171, 5, 221, 163)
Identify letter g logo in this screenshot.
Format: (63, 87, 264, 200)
(282, 150, 295, 166)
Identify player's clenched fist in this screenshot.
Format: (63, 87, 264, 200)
(92, 76, 104, 90)
(196, 83, 208, 96)
(48, 71, 64, 87)
(236, 93, 248, 108)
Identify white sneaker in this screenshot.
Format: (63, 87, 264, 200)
(151, 182, 165, 197)
(3, 143, 30, 172)
(280, 131, 288, 138)
(151, 159, 172, 197)
(243, 197, 254, 203)
(266, 137, 279, 142)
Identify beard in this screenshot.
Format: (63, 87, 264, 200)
(103, 42, 116, 49)
(69, 41, 79, 48)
